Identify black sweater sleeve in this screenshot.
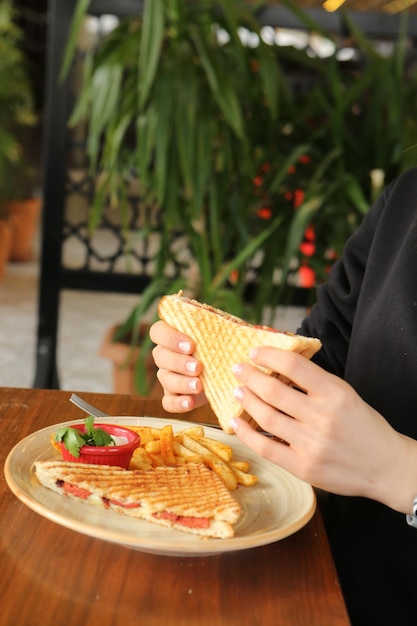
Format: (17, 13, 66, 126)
(299, 181, 393, 378)
(296, 168, 417, 623)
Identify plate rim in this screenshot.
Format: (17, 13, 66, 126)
(4, 416, 316, 556)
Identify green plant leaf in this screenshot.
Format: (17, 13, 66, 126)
(190, 27, 245, 139)
(139, 0, 165, 108)
(174, 62, 198, 200)
(60, 0, 92, 81)
(211, 212, 286, 293)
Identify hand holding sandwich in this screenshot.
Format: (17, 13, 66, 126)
(154, 292, 321, 433)
(230, 345, 417, 516)
(150, 318, 417, 518)
(151, 319, 207, 411)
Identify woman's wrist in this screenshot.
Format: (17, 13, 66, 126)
(372, 433, 417, 516)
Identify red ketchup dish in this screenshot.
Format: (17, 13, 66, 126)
(58, 423, 141, 469)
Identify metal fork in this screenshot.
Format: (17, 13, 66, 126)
(70, 393, 109, 418)
(69, 392, 277, 438)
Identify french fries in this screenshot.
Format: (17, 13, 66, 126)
(160, 425, 177, 466)
(181, 433, 237, 491)
(127, 424, 258, 490)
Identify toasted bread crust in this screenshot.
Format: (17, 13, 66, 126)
(158, 293, 322, 433)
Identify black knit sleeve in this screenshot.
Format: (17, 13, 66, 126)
(298, 184, 390, 377)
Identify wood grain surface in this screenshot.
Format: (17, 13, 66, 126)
(0, 388, 350, 626)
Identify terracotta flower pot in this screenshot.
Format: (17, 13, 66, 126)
(0, 218, 12, 278)
(6, 197, 42, 262)
(99, 323, 162, 398)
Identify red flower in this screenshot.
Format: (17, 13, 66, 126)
(287, 165, 296, 175)
(229, 269, 239, 284)
(299, 154, 311, 164)
(257, 207, 272, 220)
(299, 242, 316, 256)
(299, 265, 316, 288)
(325, 248, 338, 260)
(253, 176, 263, 187)
(304, 225, 316, 241)
(293, 189, 305, 208)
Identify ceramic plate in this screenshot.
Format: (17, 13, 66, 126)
(4, 416, 316, 556)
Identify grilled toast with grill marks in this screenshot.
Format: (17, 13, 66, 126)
(158, 292, 322, 433)
(34, 460, 241, 538)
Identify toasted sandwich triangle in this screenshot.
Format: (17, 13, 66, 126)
(34, 461, 241, 539)
(158, 293, 322, 433)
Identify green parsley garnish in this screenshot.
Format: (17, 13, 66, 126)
(54, 416, 115, 458)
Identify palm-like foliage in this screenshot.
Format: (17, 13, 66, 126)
(0, 0, 36, 210)
(63, 1, 417, 389)
(64, 0, 314, 322)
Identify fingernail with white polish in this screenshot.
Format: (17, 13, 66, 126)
(188, 378, 199, 391)
(181, 398, 191, 409)
(230, 417, 239, 432)
(233, 387, 244, 401)
(185, 360, 197, 373)
(179, 341, 192, 353)
(232, 363, 243, 377)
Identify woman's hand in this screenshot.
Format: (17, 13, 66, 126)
(231, 346, 417, 515)
(149, 320, 207, 413)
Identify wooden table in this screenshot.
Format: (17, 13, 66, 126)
(0, 387, 350, 626)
